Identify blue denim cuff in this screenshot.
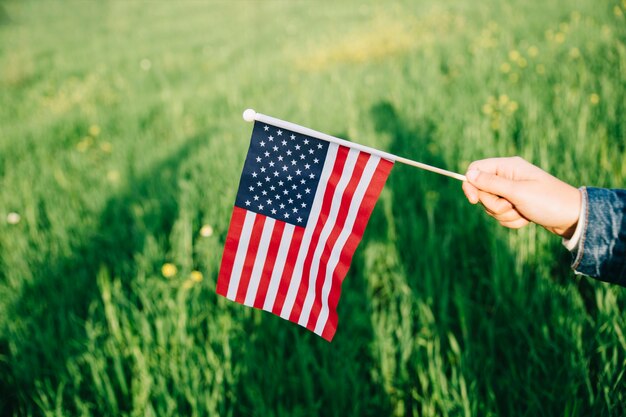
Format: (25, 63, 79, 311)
(572, 187, 626, 286)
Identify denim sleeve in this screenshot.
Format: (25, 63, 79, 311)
(572, 187, 626, 286)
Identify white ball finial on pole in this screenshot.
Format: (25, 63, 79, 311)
(242, 109, 257, 122)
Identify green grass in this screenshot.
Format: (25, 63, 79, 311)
(1, 0, 625, 415)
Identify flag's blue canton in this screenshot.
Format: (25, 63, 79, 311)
(235, 121, 329, 227)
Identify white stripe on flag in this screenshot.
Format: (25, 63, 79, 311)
(243, 217, 276, 306)
(280, 143, 339, 319)
(297, 148, 361, 326)
(314, 156, 381, 335)
(262, 223, 295, 311)
(226, 210, 256, 300)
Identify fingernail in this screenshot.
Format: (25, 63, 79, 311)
(466, 169, 479, 182)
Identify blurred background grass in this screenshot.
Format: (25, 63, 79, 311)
(1, 0, 625, 416)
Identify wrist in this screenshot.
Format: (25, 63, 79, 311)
(551, 186, 583, 238)
(562, 188, 586, 251)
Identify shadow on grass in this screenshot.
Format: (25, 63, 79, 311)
(227, 131, 394, 417)
(0, 133, 208, 416)
(367, 101, 600, 416)
(0, 4, 11, 26)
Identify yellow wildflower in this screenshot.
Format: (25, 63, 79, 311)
(614, 6, 623, 17)
(569, 48, 580, 59)
(536, 64, 546, 74)
(199, 225, 214, 237)
(499, 95, 510, 105)
(506, 101, 519, 114)
(555, 32, 565, 43)
(500, 62, 511, 73)
(508, 50, 521, 62)
(517, 57, 527, 68)
(589, 93, 600, 105)
(190, 270, 203, 282)
(107, 170, 120, 183)
(100, 142, 112, 153)
(527, 46, 539, 57)
(161, 263, 177, 278)
(76, 137, 92, 152)
(89, 125, 101, 137)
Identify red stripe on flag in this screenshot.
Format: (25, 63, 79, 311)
(253, 220, 286, 309)
(288, 145, 350, 323)
(321, 157, 394, 341)
(305, 151, 370, 331)
(234, 214, 266, 303)
(216, 206, 248, 296)
(271, 226, 305, 315)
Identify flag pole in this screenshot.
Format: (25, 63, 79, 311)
(243, 109, 467, 182)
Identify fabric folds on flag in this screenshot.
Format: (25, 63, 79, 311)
(217, 120, 393, 341)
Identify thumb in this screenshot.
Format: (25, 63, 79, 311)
(465, 169, 515, 198)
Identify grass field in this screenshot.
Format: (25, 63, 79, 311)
(1, 0, 626, 415)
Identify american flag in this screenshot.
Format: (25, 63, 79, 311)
(217, 120, 393, 341)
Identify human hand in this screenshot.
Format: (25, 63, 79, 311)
(462, 157, 582, 238)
